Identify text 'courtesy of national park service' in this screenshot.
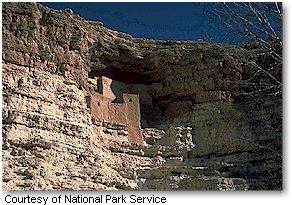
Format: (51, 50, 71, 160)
(4, 194, 167, 205)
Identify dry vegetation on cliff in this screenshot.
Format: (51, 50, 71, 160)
(2, 2, 282, 190)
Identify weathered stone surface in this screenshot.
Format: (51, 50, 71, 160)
(2, 2, 282, 190)
(2, 63, 151, 190)
(142, 128, 165, 145)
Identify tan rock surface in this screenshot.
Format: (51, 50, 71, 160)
(2, 63, 152, 190)
(2, 2, 282, 190)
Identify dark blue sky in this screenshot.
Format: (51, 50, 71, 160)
(40, 2, 226, 43)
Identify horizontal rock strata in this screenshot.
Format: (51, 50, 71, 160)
(2, 2, 282, 190)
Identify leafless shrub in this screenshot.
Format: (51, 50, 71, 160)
(206, 2, 282, 190)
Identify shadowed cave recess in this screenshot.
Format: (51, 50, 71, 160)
(2, 2, 282, 190)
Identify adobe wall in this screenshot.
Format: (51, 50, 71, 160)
(122, 94, 144, 145)
(90, 76, 144, 145)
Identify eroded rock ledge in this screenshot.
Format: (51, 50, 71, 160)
(2, 2, 282, 190)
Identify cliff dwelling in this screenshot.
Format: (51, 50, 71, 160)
(2, 2, 282, 191)
(88, 76, 144, 145)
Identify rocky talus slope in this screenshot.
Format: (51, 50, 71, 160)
(2, 2, 282, 190)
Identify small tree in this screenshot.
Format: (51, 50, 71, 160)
(208, 2, 282, 90)
(206, 2, 283, 190)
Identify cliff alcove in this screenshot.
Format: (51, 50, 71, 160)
(2, 2, 282, 190)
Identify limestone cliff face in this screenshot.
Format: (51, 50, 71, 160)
(2, 2, 282, 190)
(2, 62, 153, 190)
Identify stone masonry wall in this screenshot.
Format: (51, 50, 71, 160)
(2, 2, 282, 190)
(89, 76, 144, 145)
(2, 62, 152, 190)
